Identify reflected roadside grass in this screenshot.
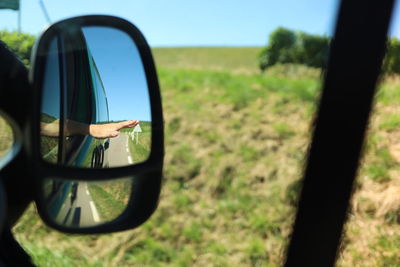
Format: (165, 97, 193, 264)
(122, 122, 151, 164)
(87, 178, 132, 221)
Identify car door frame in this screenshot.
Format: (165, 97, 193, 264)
(284, 0, 395, 266)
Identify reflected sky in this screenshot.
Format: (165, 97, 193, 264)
(41, 37, 61, 120)
(82, 27, 151, 122)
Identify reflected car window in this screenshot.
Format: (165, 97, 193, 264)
(63, 32, 94, 163)
(40, 37, 61, 164)
(88, 54, 109, 124)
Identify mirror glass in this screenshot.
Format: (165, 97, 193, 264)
(40, 26, 152, 168)
(43, 177, 133, 228)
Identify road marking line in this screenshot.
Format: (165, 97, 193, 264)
(89, 201, 100, 222)
(126, 147, 129, 153)
(86, 189, 89, 195)
(128, 155, 133, 164)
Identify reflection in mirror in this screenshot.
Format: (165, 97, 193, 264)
(0, 115, 13, 159)
(40, 26, 152, 168)
(43, 177, 133, 228)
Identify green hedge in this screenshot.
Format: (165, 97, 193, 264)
(0, 30, 36, 66)
(259, 27, 400, 75)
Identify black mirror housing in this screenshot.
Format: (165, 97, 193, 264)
(29, 15, 164, 234)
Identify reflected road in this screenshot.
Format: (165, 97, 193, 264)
(52, 183, 100, 227)
(108, 133, 133, 167)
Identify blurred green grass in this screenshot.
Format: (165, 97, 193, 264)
(13, 46, 316, 266)
(152, 47, 263, 74)
(10, 47, 400, 266)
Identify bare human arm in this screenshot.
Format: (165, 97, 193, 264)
(40, 120, 139, 139)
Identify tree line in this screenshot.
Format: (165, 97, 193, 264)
(0, 30, 35, 66)
(259, 27, 400, 75)
(1, 29, 400, 74)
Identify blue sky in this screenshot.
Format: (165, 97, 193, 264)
(2, 1, 400, 45)
(0, 0, 342, 47)
(82, 27, 151, 122)
(2, 1, 400, 46)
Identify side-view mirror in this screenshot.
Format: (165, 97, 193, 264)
(29, 15, 164, 233)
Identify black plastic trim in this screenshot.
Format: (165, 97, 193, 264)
(284, 0, 395, 266)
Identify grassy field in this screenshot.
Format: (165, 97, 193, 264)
(8, 47, 400, 266)
(152, 47, 262, 74)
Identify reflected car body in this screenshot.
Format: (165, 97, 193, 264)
(40, 29, 112, 224)
(41, 29, 110, 168)
(61, 30, 110, 168)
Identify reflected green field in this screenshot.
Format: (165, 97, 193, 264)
(126, 122, 151, 163)
(40, 114, 59, 164)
